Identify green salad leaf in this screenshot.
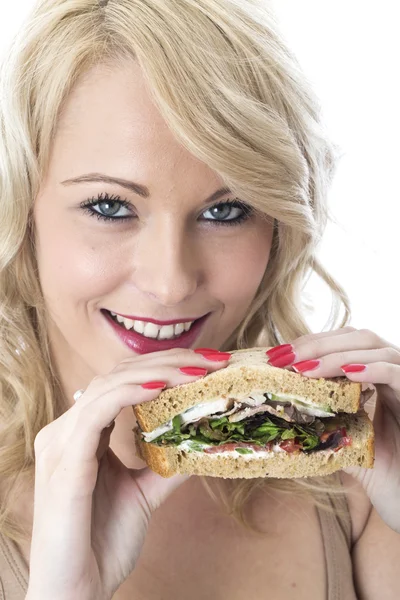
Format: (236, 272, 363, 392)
(151, 411, 322, 452)
(184, 441, 210, 452)
(172, 415, 182, 433)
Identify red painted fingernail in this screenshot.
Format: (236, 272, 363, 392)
(179, 367, 208, 376)
(141, 381, 167, 390)
(292, 360, 321, 373)
(266, 344, 294, 359)
(268, 352, 296, 368)
(341, 364, 367, 373)
(194, 348, 220, 354)
(194, 351, 231, 361)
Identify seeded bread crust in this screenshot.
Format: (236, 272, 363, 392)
(133, 347, 362, 432)
(134, 411, 374, 479)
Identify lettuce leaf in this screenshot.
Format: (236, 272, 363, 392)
(151, 412, 321, 451)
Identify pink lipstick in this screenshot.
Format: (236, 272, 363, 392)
(102, 310, 210, 354)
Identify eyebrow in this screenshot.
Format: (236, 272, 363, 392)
(60, 173, 232, 204)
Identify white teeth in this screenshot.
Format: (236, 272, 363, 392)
(143, 322, 159, 339)
(158, 324, 175, 340)
(108, 311, 196, 340)
(174, 323, 185, 336)
(133, 320, 145, 334)
(115, 314, 134, 330)
(123, 317, 135, 330)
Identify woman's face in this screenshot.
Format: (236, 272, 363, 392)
(33, 61, 274, 384)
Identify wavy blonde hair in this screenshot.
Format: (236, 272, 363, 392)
(0, 0, 352, 544)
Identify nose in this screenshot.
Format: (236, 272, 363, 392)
(131, 217, 200, 306)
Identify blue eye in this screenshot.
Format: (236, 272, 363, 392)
(200, 200, 252, 225)
(80, 192, 132, 222)
(79, 192, 253, 226)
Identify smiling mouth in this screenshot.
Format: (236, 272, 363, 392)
(102, 309, 204, 341)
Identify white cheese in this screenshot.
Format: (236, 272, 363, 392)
(238, 394, 267, 407)
(180, 397, 231, 424)
(271, 393, 334, 418)
(142, 421, 173, 442)
(289, 403, 333, 418)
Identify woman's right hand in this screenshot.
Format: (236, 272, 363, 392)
(26, 348, 229, 600)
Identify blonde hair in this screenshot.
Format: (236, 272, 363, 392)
(0, 0, 351, 544)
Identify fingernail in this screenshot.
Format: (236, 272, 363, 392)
(179, 367, 208, 376)
(341, 364, 367, 373)
(268, 352, 296, 368)
(266, 344, 294, 359)
(141, 381, 167, 390)
(292, 360, 320, 373)
(194, 348, 220, 354)
(195, 351, 231, 361)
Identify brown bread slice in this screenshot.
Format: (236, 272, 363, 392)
(134, 411, 374, 479)
(134, 347, 362, 433)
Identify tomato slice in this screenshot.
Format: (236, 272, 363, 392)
(280, 439, 302, 453)
(204, 443, 237, 454)
(341, 436, 352, 447)
(319, 427, 352, 449)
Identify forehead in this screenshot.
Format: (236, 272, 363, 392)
(51, 61, 206, 182)
(58, 61, 168, 145)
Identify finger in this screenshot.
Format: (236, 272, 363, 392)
(39, 353, 230, 463)
(289, 347, 400, 379)
(115, 347, 195, 366)
(338, 362, 400, 387)
(79, 353, 229, 408)
(341, 465, 369, 486)
(293, 326, 358, 346)
(266, 327, 358, 358)
(65, 355, 223, 466)
(269, 330, 398, 368)
(340, 369, 400, 419)
(116, 346, 225, 368)
(294, 328, 398, 357)
(131, 467, 191, 518)
(59, 384, 169, 469)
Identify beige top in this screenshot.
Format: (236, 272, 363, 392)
(0, 489, 354, 600)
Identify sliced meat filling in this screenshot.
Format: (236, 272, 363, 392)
(228, 401, 316, 425)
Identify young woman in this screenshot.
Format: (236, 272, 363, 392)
(0, 1, 399, 599)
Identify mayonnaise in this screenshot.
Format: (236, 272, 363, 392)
(177, 440, 285, 457)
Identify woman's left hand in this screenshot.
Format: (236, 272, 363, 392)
(266, 326, 400, 533)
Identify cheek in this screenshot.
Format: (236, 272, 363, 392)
(34, 216, 124, 308)
(207, 230, 271, 305)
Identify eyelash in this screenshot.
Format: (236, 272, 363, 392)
(79, 192, 253, 227)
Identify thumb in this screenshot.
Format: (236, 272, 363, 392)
(342, 465, 372, 491)
(132, 467, 191, 513)
(342, 465, 362, 479)
(96, 421, 116, 462)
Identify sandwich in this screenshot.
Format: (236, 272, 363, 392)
(133, 347, 375, 478)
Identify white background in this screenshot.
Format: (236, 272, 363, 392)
(1, 1, 398, 343)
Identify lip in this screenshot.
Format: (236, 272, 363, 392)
(107, 313, 203, 326)
(102, 309, 211, 354)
